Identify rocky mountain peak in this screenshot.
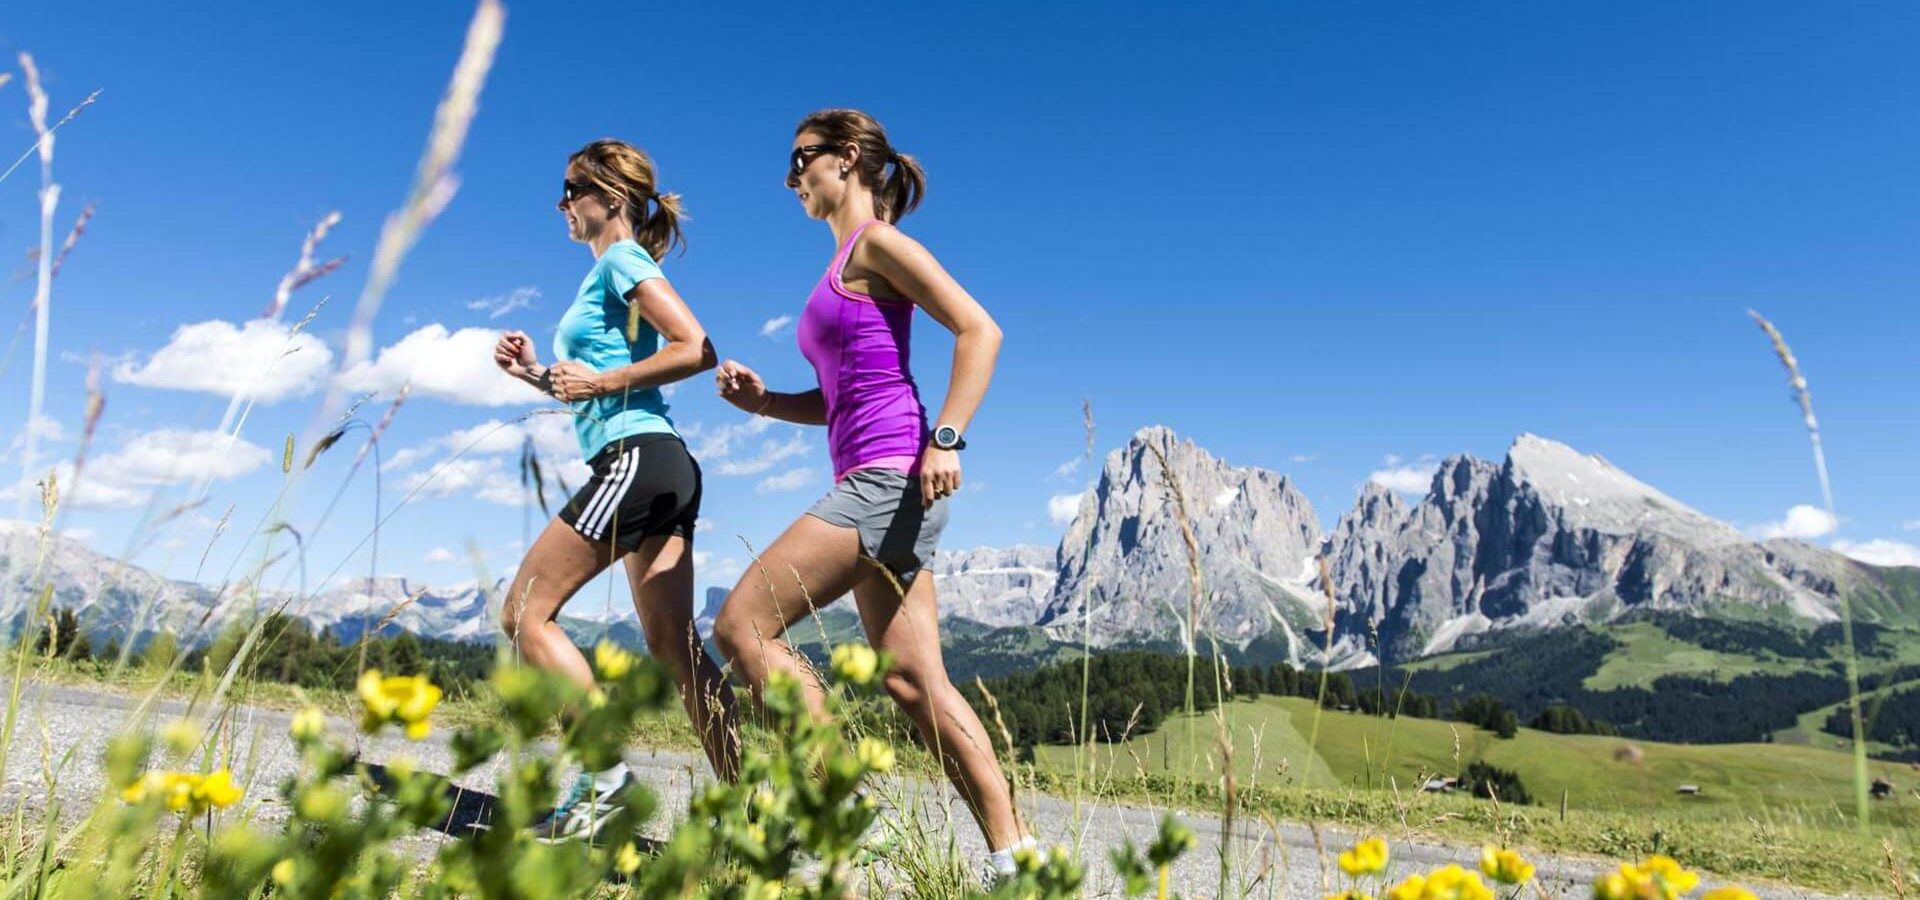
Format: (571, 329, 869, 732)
(1041, 426, 1323, 649)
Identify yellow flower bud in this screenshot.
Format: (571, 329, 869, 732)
(271, 859, 297, 886)
(160, 720, 200, 758)
(614, 842, 643, 876)
(297, 785, 347, 822)
(289, 707, 326, 743)
(856, 737, 896, 773)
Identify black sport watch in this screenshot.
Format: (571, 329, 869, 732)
(931, 425, 967, 451)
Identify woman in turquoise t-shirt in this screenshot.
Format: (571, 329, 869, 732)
(492, 139, 738, 839)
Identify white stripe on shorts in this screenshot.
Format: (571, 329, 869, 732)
(583, 448, 642, 540)
(576, 449, 634, 540)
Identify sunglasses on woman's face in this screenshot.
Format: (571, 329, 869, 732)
(789, 144, 838, 176)
(560, 179, 595, 204)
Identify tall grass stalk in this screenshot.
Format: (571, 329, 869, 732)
(16, 52, 57, 520)
(1749, 309, 1868, 835)
(334, 0, 503, 395)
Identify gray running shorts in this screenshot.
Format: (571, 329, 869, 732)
(805, 467, 949, 583)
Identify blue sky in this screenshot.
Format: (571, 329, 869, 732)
(1, 1, 1916, 615)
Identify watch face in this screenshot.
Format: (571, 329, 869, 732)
(934, 426, 959, 448)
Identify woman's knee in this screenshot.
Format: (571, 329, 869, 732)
(711, 608, 755, 661)
(883, 666, 945, 710)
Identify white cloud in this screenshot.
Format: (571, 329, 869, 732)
(756, 468, 816, 494)
(3, 416, 65, 465)
(1368, 463, 1437, 494)
(114, 319, 333, 402)
(466, 286, 539, 319)
(337, 324, 541, 406)
(1049, 491, 1086, 526)
(1757, 504, 1839, 541)
(424, 547, 458, 564)
(1289, 454, 1317, 464)
(399, 457, 517, 504)
(443, 418, 536, 455)
(4, 429, 272, 509)
(684, 416, 773, 460)
(380, 414, 585, 504)
(1051, 458, 1081, 480)
(760, 315, 794, 337)
(1833, 539, 1920, 569)
(714, 430, 811, 477)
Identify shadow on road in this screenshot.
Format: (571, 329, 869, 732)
(358, 761, 664, 857)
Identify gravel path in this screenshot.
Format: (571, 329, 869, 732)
(0, 681, 1849, 899)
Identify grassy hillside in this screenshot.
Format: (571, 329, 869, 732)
(1036, 694, 1920, 828)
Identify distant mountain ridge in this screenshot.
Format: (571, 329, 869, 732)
(4, 427, 1911, 669)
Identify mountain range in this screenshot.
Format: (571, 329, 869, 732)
(4, 427, 1911, 669)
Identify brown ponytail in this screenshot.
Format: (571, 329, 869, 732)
(568, 139, 687, 259)
(794, 109, 925, 223)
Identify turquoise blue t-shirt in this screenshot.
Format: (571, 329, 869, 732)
(553, 240, 676, 460)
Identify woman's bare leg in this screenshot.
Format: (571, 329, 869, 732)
(852, 568, 1026, 850)
(499, 518, 619, 690)
(623, 534, 741, 781)
(710, 515, 867, 718)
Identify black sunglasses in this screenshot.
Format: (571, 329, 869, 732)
(789, 144, 839, 176)
(560, 179, 596, 203)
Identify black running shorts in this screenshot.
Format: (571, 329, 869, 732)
(557, 433, 700, 553)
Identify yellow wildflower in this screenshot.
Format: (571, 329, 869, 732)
(1385, 874, 1427, 900)
(357, 669, 441, 740)
(120, 769, 243, 815)
(614, 842, 643, 876)
(1594, 855, 1700, 900)
(595, 642, 634, 680)
(856, 737, 896, 773)
(196, 769, 244, 809)
(289, 707, 325, 743)
(1701, 889, 1757, 900)
(1479, 846, 1535, 885)
(830, 644, 880, 686)
(271, 859, 297, 886)
(1338, 836, 1390, 876)
(1593, 872, 1634, 900)
(1424, 864, 1494, 900)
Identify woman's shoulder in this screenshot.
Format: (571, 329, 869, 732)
(598, 239, 662, 271)
(596, 240, 665, 294)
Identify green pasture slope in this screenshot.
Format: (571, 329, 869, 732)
(1035, 694, 1920, 827)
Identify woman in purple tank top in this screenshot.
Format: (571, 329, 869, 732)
(712, 109, 1031, 878)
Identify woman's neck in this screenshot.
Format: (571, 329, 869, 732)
(588, 219, 636, 257)
(827, 191, 879, 247)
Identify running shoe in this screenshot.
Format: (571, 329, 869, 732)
(531, 770, 637, 844)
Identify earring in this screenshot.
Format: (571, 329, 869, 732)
(840, 166, 849, 176)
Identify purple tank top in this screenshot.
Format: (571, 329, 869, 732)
(797, 220, 928, 481)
